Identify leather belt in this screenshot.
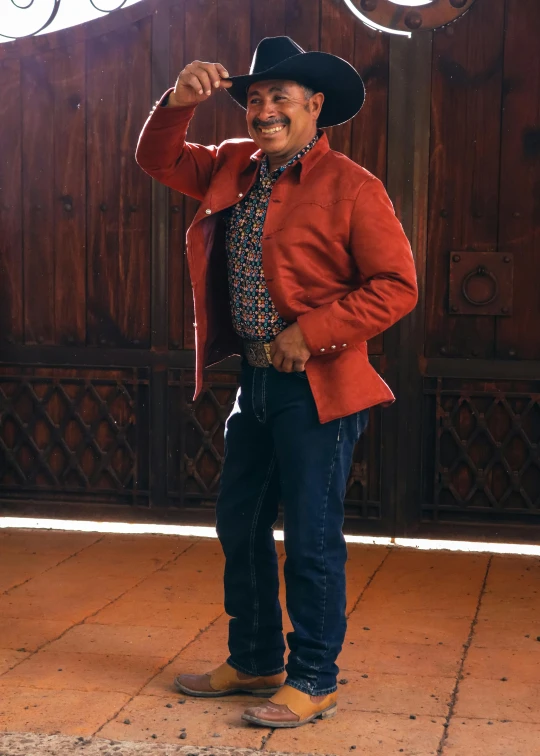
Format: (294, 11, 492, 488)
(243, 340, 273, 368)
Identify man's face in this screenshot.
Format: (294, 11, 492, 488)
(246, 80, 323, 161)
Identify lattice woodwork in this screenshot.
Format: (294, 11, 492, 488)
(168, 370, 381, 520)
(424, 377, 540, 522)
(0, 367, 149, 503)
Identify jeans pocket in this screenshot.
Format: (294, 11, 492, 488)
(293, 371, 309, 380)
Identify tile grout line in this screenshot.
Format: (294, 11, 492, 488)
(346, 547, 393, 618)
(1, 534, 106, 596)
(0, 537, 199, 680)
(91, 609, 226, 737)
(436, 555, 493, 756)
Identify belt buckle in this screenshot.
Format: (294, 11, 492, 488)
(244, 341, 272, 368)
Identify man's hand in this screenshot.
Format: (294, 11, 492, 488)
(270, 323, 311, 373)
(167, 61, 233, 108)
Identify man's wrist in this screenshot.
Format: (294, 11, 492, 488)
(165, 91, 179, 107)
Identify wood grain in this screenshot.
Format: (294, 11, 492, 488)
(496, 0, 540, 359)
(425, 0, 505, 358)
(320, 0, 355, 157)
(0, 59, 23, 344)
(21, 53, 55, 345)
(52, 43, 86, 346)
(86, 21, 152, 347)
(217, 0, 252, 141)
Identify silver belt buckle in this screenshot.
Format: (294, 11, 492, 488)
(244, 341, 272, 367)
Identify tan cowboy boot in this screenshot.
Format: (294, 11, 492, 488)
(174, 662, 285, 698)
(242, 684, 338, 727)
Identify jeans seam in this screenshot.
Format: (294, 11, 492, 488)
(248, 451, 277, 674)
(262, 369, 267, 424)
(318, 418, 342, 650)
(251, 368, 260, 422)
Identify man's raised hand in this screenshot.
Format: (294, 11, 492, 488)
(168, 61, 232, 107)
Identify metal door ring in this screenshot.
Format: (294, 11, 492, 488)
(461, 266, 499, 306)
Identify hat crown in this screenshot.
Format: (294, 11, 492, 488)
(249, 36, 305, 75)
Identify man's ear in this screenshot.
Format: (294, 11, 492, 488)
(312, 92, 324, 120)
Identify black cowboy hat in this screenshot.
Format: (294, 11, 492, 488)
(227, 36, 365, 128)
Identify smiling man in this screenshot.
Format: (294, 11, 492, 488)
(136, 36, 417, 728)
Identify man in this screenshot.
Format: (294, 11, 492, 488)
(136, 36, 417, 728)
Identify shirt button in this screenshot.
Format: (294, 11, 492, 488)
(205, 208, 211, 215)
(320, 348, 326, 353)
(331, 345, 337, 349)
(342, 343, 348, 348)
(238, 193, 243, 198)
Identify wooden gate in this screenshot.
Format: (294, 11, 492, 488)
(0, 0, 539, 540)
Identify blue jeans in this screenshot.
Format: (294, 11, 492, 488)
(215, 361, 369, 696)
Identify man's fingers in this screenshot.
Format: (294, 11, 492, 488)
(198, 62, 228, 90)
(182, 71, 205, 96)
(191, 67, 213, 96)
(281, 358, 295, 373)
(215, 62, 230, 79)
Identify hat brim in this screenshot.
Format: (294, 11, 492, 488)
(226, 51, 365, 128)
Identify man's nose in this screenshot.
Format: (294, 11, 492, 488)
(257, 99, 278, 122)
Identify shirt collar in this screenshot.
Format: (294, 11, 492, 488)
(249, 129, 330, 183)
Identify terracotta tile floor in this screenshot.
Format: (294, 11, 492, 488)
(0, 529, 539, 755)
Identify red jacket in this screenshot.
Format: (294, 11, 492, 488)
(136, 90, 418, 424)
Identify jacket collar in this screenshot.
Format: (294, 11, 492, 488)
(249, 129, 329, 182)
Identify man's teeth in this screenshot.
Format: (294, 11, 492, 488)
(260, 125, 285, 134)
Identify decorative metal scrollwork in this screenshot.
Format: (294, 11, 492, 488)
(1, 0, 130, 40)
(343, 0, 478, 36)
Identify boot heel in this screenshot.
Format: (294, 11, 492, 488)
(320, 705, 337, 719)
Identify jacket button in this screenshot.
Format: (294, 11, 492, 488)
(342, 343, 348, 348)
(331, 345, 337, 349)
(205, 208, 211, 215)
(238, 193, 243, 198)
(320, 348, 326, 353)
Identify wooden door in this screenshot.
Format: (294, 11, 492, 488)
(1, 0, 539, 541)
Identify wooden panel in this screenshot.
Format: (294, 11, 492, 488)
(217, 0, 252, 141)
(21, 53, 56, 345)
(87, 21, 152, 348)
(286, 0, 320, 52)
(168, 2, 186, 350)
(53, 43, 86, 346)
(0, 365, 149, 501)
(320, 0, 355, 157)
(0, 59, 23, 345)
(496, 0, 540, 360)
(424, 376, 540, 524)
(251, 0, 287, 46)
(117, 19, 152, 347)
(351, 25, 389, 183)
(425, 0, 505, 359)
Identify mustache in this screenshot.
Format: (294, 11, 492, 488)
(252, 118, 289, 129)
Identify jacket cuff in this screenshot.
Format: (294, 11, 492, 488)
(146, 88, 197, 125)
(297, 307, 352, 357)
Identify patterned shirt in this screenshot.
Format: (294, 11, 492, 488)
(224, 134, 319, 342)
